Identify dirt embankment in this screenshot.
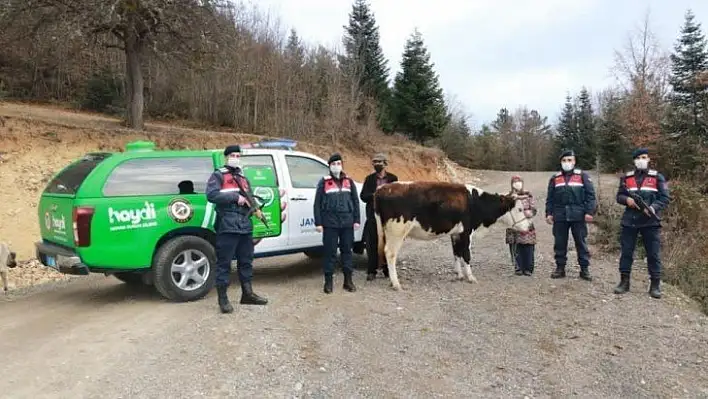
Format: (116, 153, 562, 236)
(0, 102, 459, 289)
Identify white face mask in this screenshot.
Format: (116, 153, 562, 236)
(227, 157, 241, 169)
(561, 162, 574, 172)
(512, 182, 523, 191)
(634, 159, 649, 170)
(330, 164, 342, 175)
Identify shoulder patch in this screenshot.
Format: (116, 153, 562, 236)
(626, 171, 634, 176)
(217, 167, 229, 173)
(648, 169, 658, 176)
(554, 171, 562, 177)
(324, 175, 332, 180)
(573, 168, 582, 174)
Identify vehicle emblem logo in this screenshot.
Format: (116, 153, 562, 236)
(253, 187, 275, 207)
(168, 198, 193, 223)
(44, 212, 51, 230)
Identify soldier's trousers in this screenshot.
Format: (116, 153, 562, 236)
(215, 232, 254, 288)
(322, 227, 354, 276)
(619, 225, 662, 279)
(553, 221, 590, 270)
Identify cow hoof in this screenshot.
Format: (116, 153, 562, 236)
(390, 284, 403, 291)
(456, 275, 465, 281)
(466, 277, 478, 284)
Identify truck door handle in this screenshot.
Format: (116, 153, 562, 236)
(290, 195, 307, 201)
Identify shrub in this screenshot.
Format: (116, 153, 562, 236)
(80, 68, 123, 114)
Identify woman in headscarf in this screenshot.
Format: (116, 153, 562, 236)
(505, 175, 537, 276)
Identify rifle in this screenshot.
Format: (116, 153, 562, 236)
(622, 180, 660, 221)
(230, 170, 270, 229)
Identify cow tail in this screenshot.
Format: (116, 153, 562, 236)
(374, 195, 386, 266)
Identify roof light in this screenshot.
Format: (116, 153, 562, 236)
(241, 139, 297, 151)
(125, 140, 156, 152)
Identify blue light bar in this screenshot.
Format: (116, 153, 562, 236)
(241, 139, 297, 150)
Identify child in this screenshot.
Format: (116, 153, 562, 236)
(505, 175, 537, 275)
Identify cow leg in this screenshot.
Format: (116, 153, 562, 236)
(459, 233, 477, 284)
(383, 221, 410, 291)
(384, 236, 405, 290)
(450, 235, 465, 281)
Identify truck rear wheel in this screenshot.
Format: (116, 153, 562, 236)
(153, 235, 217, 302)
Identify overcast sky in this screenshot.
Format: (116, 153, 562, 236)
(245, 0, 708, 129)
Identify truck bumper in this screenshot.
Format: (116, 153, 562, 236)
(35, 241, 90, 275)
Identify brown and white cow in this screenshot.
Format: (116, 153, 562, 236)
(373, 181, 532, 290)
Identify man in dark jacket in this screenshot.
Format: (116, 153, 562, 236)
(206, 145, 268, 313)
(545, 149, 597, 281)
(313, 152, 361, 294)
(613, 148, 670, 299)
(359, 152, 398, 281)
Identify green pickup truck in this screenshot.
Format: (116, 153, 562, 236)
(35, 140, 367, 302)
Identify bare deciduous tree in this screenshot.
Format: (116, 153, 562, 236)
(611, 9, 670, 148)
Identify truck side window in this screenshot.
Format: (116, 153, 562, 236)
(240, 155, 279, 185)
(284, 155, 329, 189)
(102, 157, 213, 196)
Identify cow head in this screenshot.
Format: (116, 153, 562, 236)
(467, 185, 531, 232)
(7, 251, 17, 268)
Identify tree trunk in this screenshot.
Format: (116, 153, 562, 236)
(124, 26, 145, 130)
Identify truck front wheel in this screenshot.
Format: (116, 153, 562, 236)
(153, 235, 217, 302)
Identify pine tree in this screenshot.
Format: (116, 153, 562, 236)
(490, 108, 515, 169)
(284, 28, 306, 67)
(597, 92, 632, 173)
(554, 95, 579, 160)
(390, 29, 448, 142)
(340, 0, 392, 130)
(668, 9, 708, 140)
(575, 87, 597, 169)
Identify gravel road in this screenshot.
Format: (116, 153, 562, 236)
(1, 171, 707, 399)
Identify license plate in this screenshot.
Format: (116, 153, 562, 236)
(46, 255, 57, 268)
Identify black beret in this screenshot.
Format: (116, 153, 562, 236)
(559, 149, 575, 159)
(632, 148, 648, 159)
(328, 152, 342, 164)
(224, 145, 241, 156)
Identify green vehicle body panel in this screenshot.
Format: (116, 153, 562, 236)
(37, 146, 288, 271)
(38, 194, 75, 247)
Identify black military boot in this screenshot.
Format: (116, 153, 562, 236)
(613, 273, 630, 294)
(343, 272, 357, 292)
(216, 285, 234, 314)
(366, 272, 377, 281)
(323, 274, 333, 294)
(579, 268, 592, 281)
(649, 278, 662, 299)
(239, 282, 268, 305)
(382, 265, 389, 278)
(550, 266, 566, 279)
